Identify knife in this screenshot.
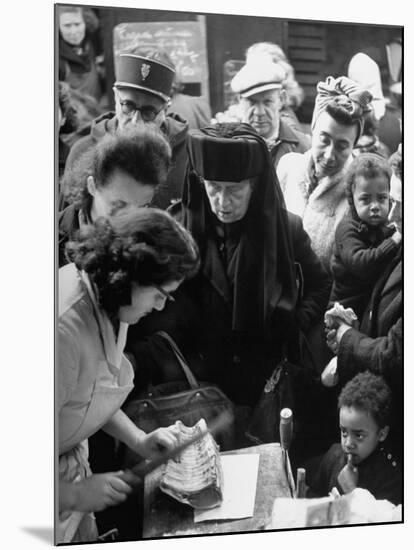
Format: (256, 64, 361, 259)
(280, 407, 296, 498)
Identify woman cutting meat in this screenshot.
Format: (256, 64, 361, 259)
(57, 207, 199, 543)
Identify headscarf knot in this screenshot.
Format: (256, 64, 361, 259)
(311, 76, 373, 132)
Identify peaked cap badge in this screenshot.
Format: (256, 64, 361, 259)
(141, 63, 151, 81)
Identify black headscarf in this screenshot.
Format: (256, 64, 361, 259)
(181, 122, 298, 340)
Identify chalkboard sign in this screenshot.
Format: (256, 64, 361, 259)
(113, 20, 209, 99)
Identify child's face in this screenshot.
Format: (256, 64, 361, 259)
(352, 175, 390, 226)
(339, 406, 389, 464)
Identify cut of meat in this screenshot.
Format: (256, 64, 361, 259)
(160, 418, 224, 509)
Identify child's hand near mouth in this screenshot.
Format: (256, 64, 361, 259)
(338, 453, 359, 493)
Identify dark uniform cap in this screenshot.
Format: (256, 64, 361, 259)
(188, 128, 266, 182)
(114, 54, 176, 102)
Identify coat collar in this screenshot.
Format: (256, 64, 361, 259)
(266, 119, 299, 151)
(301, 151, 353, 200)
(78, 270, 120, 375)
(278, 119, 301, 144)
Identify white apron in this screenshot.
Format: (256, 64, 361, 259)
(58, 269, 134, 543)
(58, 441, 97, 543)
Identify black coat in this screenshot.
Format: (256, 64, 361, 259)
(330, 215, 399, 319)
(168, 93, 212, 130)
(307, 443, 402, 505)
(126, 211, 331, 406)
(59, 34, 102, 101)
(337, 248, 402, 457)
(269, 119, 311, 172)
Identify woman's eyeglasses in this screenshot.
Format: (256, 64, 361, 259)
(119, 100, 164, 122)
(154, 284, 175, 302)
(109, 200, 152, 216)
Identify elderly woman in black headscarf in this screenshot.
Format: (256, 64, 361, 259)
(127, 123, 330, 418)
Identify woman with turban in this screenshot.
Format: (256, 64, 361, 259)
(126, 123, 331, 445)
(277, 76, 373, 272)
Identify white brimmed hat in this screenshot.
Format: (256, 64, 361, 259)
(231, 60, 286, 98)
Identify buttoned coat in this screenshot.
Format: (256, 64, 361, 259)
(329, 215, 399, 319)
(126, 210, 331, 407)
(307, 443, 402, 505)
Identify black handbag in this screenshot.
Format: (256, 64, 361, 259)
(245, 337, 319, 446)
(120, 331, 236, 468)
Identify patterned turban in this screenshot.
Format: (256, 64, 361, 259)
(311, 76, 373, 142)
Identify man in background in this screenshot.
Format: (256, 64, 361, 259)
(62, 50, 188, 209)
(231, 59, 310, 170)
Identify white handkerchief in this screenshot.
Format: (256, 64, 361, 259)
(194, 453, 259, 522)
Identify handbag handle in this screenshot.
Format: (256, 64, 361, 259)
(155, 331, 200, 389)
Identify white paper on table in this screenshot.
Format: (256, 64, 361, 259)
(194, 453, 260, 523)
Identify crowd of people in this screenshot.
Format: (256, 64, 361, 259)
(57, 16, 403, 543)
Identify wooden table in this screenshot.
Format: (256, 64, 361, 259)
(143, 443, 292, 538)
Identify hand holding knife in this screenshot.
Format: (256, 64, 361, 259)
(120, 411, 233, 489)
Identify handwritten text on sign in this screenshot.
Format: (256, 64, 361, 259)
(113, 22, 208, 82)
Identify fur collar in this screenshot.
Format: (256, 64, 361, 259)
(298, 151, 353, 203)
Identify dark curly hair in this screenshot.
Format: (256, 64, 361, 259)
(338, 372, 392, 429)
(344, 152, 391, 220)
(325, 100, 359, 128)
(360, 111, 379, 138)
(66, 207, 200, 317)
(59, 81, 79, 134)
(62, 125, 172, 208)
(322, 100, 363, 146)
